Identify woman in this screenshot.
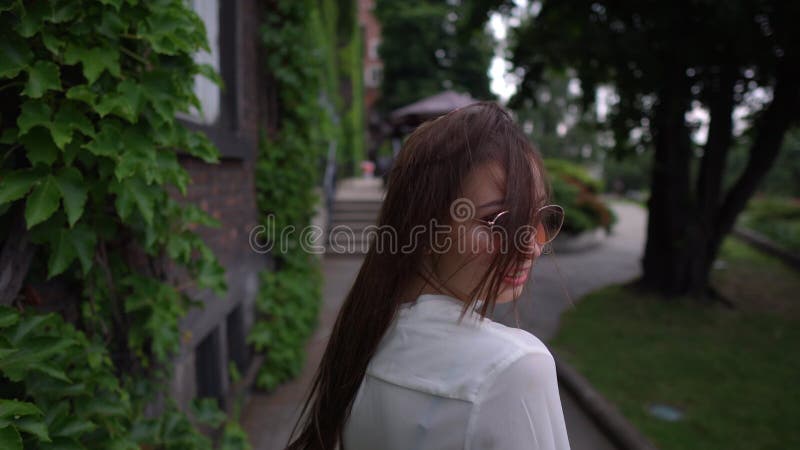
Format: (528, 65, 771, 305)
(287, 102, 571, 449)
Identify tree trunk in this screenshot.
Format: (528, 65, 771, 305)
(688, 66, 736, 298)
(641, 61, 800, 299)
(640, 74, 695, 296)
(715, 62, 800, 244)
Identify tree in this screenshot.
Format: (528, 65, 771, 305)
(375, 0, 495, 112)
(513, 70, 604, 162)
(470, 0, 800, 299)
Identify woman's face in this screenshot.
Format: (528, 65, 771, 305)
(427, 161, 542, 304)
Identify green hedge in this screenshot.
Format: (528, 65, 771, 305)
(739, 196, 800, 253)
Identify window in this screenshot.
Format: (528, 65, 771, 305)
(366, 65, 383, 87)
(182, 0, 221, 125)
(369, 39, 381, 60)
(195, 326, 224, 405)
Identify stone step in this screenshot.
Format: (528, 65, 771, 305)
(325, 238, 373, 255)
(330, 212, 379, 224)
(331, 220, 377, 231)
(332, 200, 384, 211)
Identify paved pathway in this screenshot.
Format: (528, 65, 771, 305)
(242, 194, 648, 449)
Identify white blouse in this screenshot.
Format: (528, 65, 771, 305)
(343, 293, 571, 450)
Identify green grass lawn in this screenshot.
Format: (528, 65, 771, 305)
(552, 238, 800, 450)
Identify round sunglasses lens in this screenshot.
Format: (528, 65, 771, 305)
(535, 206, 564, 245)
(489, 210, 510, 233)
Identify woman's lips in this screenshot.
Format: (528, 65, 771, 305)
(503, 266, 532, 286)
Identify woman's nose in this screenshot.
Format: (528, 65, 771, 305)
(519, 236, 541, 260)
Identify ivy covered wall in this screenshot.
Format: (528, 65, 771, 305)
(249, 0, 365, 390)
(0, 1, 251, 448)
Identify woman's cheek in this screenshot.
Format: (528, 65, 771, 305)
(466, 226, 494, 255)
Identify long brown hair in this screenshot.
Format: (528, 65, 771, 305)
(286, 102, 551, 449)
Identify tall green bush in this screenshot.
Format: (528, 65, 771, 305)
(250, 0, 364, 391)
(251, 0, 339, 391)
(545, 159, 617, 234)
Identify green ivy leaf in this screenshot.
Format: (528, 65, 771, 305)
(196, 63, 223, 88)
(50, 416, 96, 438)
(8, 314, 55, 345)
(155, 151, 189, 193)
(0, 308, 19, 328)
(63, 45, 120, 84)
(0, 400, 42, 423)
(23, 61, 61, 98)
(98, 0, 123, 11)
(125, 178, 155, 225)
(76, 396, 128, 418)
(25, 175, 61, 228)
(141, 71, 177, 124)
(41, 30, 64, 54)
(47, 1, 81, 24)
(97, 9, 126, 38)
(166, 232, 193, 262)
(15, 416, 50, 443)
(68, 224, 96, 274)
(16, 1, 80, 36)
(1, 335, 75, 381)
(62, 141, 81, 166)
(25, 377, 86, 399)
(48, 229, 76, 278)
(0, 169, 40, 205)
(115, 125, 153, 181)
(115, 79, 144, 120)
(65, 85, 97, 106)
(53, 102, 94, 148)
(196, 246, 227, 295)
(0, 332, 17, 359)
(83, 120, 121, 157)
(54, 168, 87, 227)
(0, 425, 22, 450)
(17, 100, 52, 136)
(96, 79, 143, 122)
(16, 1, 47, 37)
(190, 398, 226, 428)
(112, 178, 155, 224)
(181, 129, 219, 163)
(21, 129, 59, 167)
(109, 182, 132, 221)
(0, 34, 33, 78)
(29, 361, 71, 383)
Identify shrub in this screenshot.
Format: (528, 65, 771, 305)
(740, 196, 800, 253)
(545, 159, 617, 234)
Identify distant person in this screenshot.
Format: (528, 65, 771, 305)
(376, 154, 393, 187)
(360, 160, 376, 178)
(287, 102, 571, 449)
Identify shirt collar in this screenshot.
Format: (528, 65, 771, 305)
(403, 293, 488, 323)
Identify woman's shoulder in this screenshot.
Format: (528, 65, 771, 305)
(480, 318, 550, 355)
(366, 298, 552, 402)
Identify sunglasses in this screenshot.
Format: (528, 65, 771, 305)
(472, 204, 565, 248)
